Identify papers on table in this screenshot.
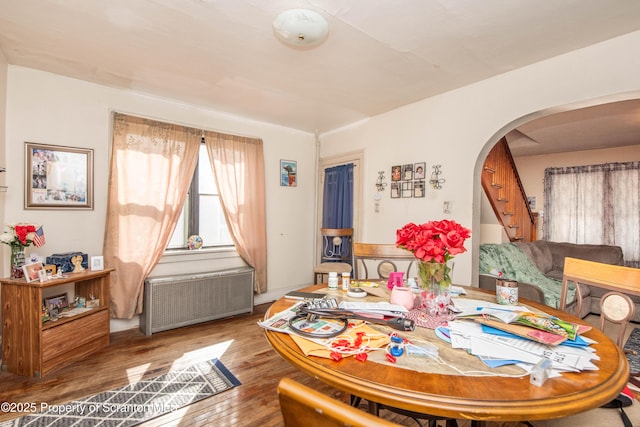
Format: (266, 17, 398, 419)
(446, 317, 598, 376)
(338, 301, 408, 317)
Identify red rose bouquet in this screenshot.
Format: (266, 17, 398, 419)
(396, 220, 471, 290)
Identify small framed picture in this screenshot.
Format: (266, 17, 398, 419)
(414, 162, 426, 179)
(391, 165, 402, 182)
(44, 293, 69, 311)
(390, 182, 400, 198)
(38, 269, 48, 283)
(414, 180, 425, 198)
(91, 255, 104, 271)
(402, 164, 413, 181)
(280, 160, 297, 187)
(23, 262, 45, 283)
(401, 181, 414, 198)
(44, 264, 57, 275)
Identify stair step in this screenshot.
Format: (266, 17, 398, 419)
(503, 211, 515, 216)
(491, 183, 503, 189)
(484, 166, 496, 174)
(508, 224, 520, 229)
(497, 197, 508, 202)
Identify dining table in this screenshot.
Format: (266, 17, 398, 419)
(263, 283, 629, 425)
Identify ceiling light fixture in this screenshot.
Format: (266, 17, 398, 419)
(272, 8, 329, 49)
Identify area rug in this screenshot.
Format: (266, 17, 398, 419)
(624, 327, 640, 373)
(1, 359, 240, 427)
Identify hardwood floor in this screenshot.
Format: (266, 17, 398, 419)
(0, 303, 598, 427)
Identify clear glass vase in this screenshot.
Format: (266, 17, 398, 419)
(10, 245, 26, 279)
(417, 260, 454, 319)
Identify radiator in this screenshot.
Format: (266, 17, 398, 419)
(140, 267, 254, 335)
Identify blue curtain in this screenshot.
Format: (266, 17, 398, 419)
(322, 164, 354, 228)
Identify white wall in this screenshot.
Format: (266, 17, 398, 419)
(3, 67, 317, 331)
(320, 30, 640, 287)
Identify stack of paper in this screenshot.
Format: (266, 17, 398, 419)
(446, 298, 598, 376)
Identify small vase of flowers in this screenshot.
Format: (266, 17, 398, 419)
(0, 223, 45, 279)
(396, 220, 471, 319)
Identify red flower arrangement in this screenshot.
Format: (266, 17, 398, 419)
(396, 220, 471, 293)
(396, 220, 471, 263)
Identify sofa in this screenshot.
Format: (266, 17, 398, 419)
(478, 240, 640, 321)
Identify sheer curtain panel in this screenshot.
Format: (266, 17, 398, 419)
(204, 132, 268, 293)
(544, 161, 640, 268)
(104, 113, 200, 319)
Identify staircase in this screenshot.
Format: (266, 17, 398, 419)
(481, 138, 537, 242)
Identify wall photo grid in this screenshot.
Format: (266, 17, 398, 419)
(390, 162, 425, 199)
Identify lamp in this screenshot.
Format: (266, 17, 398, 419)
(273, 9, 329, 48)
(429, 165, 445, 189)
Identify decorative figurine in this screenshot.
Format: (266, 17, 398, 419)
(72, 255, 85, 273)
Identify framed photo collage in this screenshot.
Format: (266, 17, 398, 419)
(390, 162, 426, 199)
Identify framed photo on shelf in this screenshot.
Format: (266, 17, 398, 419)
(91, 255, 104, 271)
(280, 159, 297, 187)
(44, 293, 69, 311)
(22, 261, 45, 283)
(25, 142, 94, 210)
(414, 162, 426, 180)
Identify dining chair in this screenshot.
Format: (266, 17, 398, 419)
(561, 257, 640, 383)
(277, 377, 402, 427)
(313, 228, 353, 283)
(352, 243, 415, 280)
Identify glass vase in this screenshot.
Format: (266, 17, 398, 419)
(10, 245, 26, 279)
(417, 260, 454, 320)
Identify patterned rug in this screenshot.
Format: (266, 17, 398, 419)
(624, 327, 640, 373)
(1, 359, 240, 427)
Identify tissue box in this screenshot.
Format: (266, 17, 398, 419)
(46, 252, 88, 273)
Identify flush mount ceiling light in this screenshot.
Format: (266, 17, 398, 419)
(272, 8, 329, 49)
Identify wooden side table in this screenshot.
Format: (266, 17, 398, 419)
(1, 269, 113, 377)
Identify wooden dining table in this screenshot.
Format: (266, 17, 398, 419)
(264, 284, 629, 424)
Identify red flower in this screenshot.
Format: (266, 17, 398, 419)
(396, 220, 471, 263)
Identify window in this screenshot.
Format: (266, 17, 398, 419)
(167, 143, 233, 249)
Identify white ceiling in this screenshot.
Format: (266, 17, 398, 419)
(1, 0, 640, 155)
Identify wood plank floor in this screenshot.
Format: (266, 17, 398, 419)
(0, 303, 618, 427)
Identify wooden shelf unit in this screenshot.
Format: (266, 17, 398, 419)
(1, 269, 113, 377)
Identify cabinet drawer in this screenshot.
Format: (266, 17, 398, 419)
(42, 310, 109, 362)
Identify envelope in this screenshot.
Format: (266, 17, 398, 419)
(291, 323, 390, 359)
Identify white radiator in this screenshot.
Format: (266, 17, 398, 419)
(140, 267, 254, 335)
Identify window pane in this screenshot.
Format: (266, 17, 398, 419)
(167, 201, 188, 249)
(199, 145, 217, 194)
(199, 194, 233, 245)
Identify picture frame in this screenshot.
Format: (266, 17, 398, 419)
(414, 162, 426, 180)
(390, 182, 400, 198)
(22, 261, 45, 283)
(25, 142, 94, 210)
(38, 269, 48, 283)
(280, 159, 297, 187)
(401, 181, 413, 198)
(402, 164, 413, 181)
(413, 180, 425, 198)
(91, 255, 104, 271)
(44, 293, 69, 311)
(391, 165, 402, 182)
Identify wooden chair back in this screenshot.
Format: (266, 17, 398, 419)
(561, 257, 640, 346)
(277, 377, 401, 427)
(352, 243, 415, 280)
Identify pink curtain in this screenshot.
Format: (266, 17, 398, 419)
(204, 132, 268, 293)
(104, 113, 200, 319)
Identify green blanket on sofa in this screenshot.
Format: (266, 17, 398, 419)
(479, 243, 575, 309)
